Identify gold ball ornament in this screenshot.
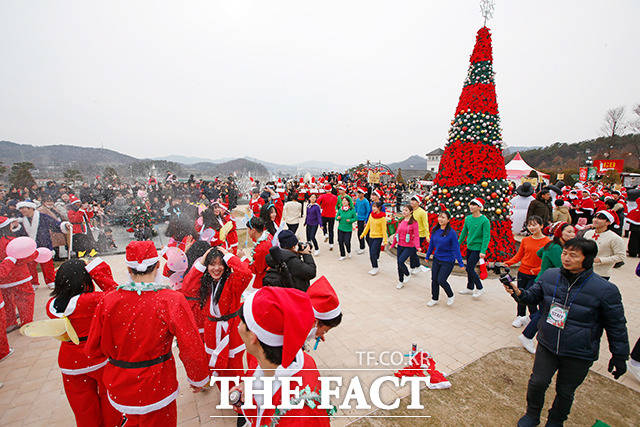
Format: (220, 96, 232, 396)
(454, 200, 461, 206)
(481, 181, 488, 187)
(442, 189, 448, 194)
(495, 208, 502, 215)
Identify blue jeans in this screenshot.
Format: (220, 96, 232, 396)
(357, 220, 367, 250)
(431, 258, 455, 300)
(337, 230, 352, 256)
(465, 250, 483, 290)
(368, 238, 382, 268)
(523, 311, 541, 339)
(306, 224, 319, 250)
(517, 272, 539, 317)
(396, 246, 416, 281)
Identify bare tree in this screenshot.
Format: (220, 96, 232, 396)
(600, 106, 627, 137)
(630, 103, 640, 133)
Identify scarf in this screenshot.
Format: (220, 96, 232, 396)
(371, 211, 385, 219)
(117, 281, 169, 295)
(22, 211, 40, 239)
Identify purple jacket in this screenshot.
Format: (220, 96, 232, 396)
(305, 204, 323, 226)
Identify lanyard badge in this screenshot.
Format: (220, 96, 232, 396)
(546, 302, 569, 329)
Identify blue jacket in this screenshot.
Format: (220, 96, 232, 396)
(426, 227, 464, 266)
(19, 212, 63, 250)
(516, 268, 629, 361)
(354, 197, 371, 221)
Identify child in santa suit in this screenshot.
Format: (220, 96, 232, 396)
(17, 200, 71, 288)
(66, 195, 96, 253)
(0, 256, 22, 364)
(248, 187, 265, 218)
(241, 217, 274, 290)
(233, 287, 331, 426)
(0, 217, 37, 332)
(180, 245, 252, 378)
(86, 241, 210, 427)
(47, 258, 122, 427)
(305, 276, 342, 351)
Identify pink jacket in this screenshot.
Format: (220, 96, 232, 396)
(394, 219, 421, 250)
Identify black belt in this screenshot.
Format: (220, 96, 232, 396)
(78, 336, 88, 342)
(208, 310, 239, 323)
(185, 296, 200, 301)
(109, 352, 172, 369)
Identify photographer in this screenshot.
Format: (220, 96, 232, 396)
(502, 237, 629, 427)
(263, 230, 316, 291)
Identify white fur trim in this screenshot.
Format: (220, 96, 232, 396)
(187, 374, 210, 387)
(242, 292, 284, 346)
(313, 304, 342, 320)
(60, 360, 108, 376)
(108, 388, 179, 415)
(16, 201, 37, 209)
(0, 218, 14, 228)
(85, 257, 104, 273)
(59, 221, 71, 233)
(0, 301, 4, 309)
(229, 344, 246, 358)
(4, 257, 17, 264)
(598, 211, 615, 223)
(193, 260, 206, 273)
(125, 256, 159, 272)
(48, 295, 80, 317)
(0, 276, 32, 288)
(223, 253, 233, 264)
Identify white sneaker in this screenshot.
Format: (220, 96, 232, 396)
(446, 296, 455, 306)
(368, 268, 379, 275)
(0, 348, 14, 363)
(324, 234, 329, 242)
(472, 289, 484, 298)
(402, 275, 411, 284)
(426, 299, 438, 307)
(396, 282, 405, 289)
(313, 250, 320, 256)
(420, 266, 430, 273)
(329, 244, 334, 251)
(338, 256, 346, 261)
(357, 249, 364, 255)
(348, 253, 352, 258)
(512, 316, 525, 328)
(459, 289, 473, 295)
(518, 334, 536, 354)
(628, 360, 640, 383)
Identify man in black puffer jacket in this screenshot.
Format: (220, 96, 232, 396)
(504, 237, 629, 427)
(263, 230, 316, 291)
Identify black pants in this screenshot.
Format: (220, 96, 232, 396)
(357, 220, 367, 250)
(628, 225, 640, 257)
(465, 250, 483, 290)
(368, 237, 382, 268)
(409, 236, 425, 269)
(431, 258, 454, 300)
(322, 216, 335, 244)
(396, 246, 415, 282)
(517, 272, 539, 317)
(525, 344, 593, 424)
(306, 224, 319, 250)
(337, 230, 352, 256)
(631, 337, 640, 361)
(287, 223, 299, 234)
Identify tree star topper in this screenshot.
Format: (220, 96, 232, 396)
(480, 0, 495, 26)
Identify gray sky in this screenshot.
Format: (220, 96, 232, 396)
(1, 0, 639, 166)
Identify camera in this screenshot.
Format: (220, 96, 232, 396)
(493, 264, 515, 286)
(297, 242, 308, 252)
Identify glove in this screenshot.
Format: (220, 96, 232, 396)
(608, 356, 627, 379)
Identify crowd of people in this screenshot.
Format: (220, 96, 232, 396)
(0, 170, 639, 426)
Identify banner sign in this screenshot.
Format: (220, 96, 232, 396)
(594, 159, 624, 173)
(587, 167, 597, 181)
(579, 167, 588, 182)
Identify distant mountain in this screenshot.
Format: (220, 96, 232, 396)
(188, 158, 269, 177)
(152, 154, 235, 165)
(503, 145, 541, 156)
(0, 140, 137, 167)
(387, 155, 427, 171)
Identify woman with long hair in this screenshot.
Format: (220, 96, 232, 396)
(180, 246, 252, 378)
(425, 210, 465, 306)
(391, 204, 420, 289)
(259, 202, 278, 237)
(46, 258, 122, 427)
(198, 202, 238, 253)
(283, 193, 303, 234)
(518, 222, 576, 353)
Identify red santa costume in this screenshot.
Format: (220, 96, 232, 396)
(67, 195, 94, 235)
(0, 221, 37, 329)
(180, 249, 252, 378)
(237, 287, 331, 426)
(0, 256, 24, 360)
(196, 202, 239, 254)
(86, 241, 209, 427)
(249, 194, 265, 218)
(46, 257, 122, 427)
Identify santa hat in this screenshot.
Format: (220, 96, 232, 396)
(410, 194, 422, 203)
(16, 200, 37, 209)
(427, 369, 451, 390)
(469, 198, 485, 209)
(213, 200, 229, 211)
(307, 276, 341, 320)
(324, 184, 332, 191)
(596, 209, 619, 227)
(125, 241, 160, 272)
(372, 189, 382, 198)
(242, 287, 315, 367)
(544, 221, 569, 238)
(626, 207, 640, 225)
(357, 187, 367, 194)
(69, 194, 81, 205)
(0, 216, 15, 228)
(337, 185, 346, 192)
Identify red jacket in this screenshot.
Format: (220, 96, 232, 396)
(249, 197, 265, 218)
(46, 257, 117, 374)
(318, 193, 338, 218)
(0, 236, 37, 288)
(180, 254, 252, 376)
(67, 208, 94, 234)
(86, 285, 209, 414)
(242, 232, 273, 289)
(238, 350, 330, 426)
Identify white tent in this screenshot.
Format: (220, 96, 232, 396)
(505, 152, 550, 182)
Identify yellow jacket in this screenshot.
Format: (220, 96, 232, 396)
(360, 215, 388, 244)
(412, 207, 430, 239)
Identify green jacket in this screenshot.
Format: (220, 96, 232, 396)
(536, 242, 562, 280)
(459, 214, 491, 253)
(336, 207, 357, 232)
(336, 194, 354, 210)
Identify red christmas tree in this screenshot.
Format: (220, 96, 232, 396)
(426, 27, 516, 261)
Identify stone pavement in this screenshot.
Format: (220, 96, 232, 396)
(0, 227, 638, 426)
